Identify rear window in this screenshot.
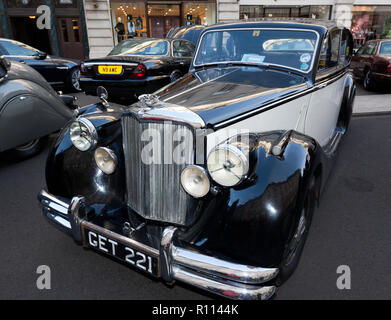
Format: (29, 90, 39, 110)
(379, 42, 391, 55)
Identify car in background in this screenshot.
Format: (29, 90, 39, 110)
(0, 38, 81, 92)
(80, 38, 196, 103)
(351, 39, 391, 90)
(166, 25, 206, 46)
(0, 57, 75, 159)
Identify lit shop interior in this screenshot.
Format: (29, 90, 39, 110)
(110, 1, 216, 43)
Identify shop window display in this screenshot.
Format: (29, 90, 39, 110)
(351, 6, 391, 48)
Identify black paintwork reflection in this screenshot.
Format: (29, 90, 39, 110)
(178, 131, 320, 267)
(46, 104, 126, 210)
(156, 67, 308, 126)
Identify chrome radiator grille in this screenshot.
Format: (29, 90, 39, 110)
(122, 114, 195, 226)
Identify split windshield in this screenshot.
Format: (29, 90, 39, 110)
(194, 29, 319, 73)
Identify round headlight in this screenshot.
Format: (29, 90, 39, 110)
(69, 118, 97, 151)
(207, 144, 249, 187)
(181, 165, 210, 198)
(94, 147, 117, 175)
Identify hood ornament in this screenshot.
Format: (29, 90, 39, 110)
(138, 94, 160, 108)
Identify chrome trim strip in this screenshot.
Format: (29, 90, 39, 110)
(193, 27, 320, 74)
(214, 84, 313, 129)
(140, 104, 206, 129)
(172, 266, 276, 300)
(83, 61, 138, 67)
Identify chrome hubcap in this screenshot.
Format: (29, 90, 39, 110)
(364, 72, 370, 87)
(72, 69, 81, 90)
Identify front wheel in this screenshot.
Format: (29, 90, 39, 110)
(275, 175, 317, 285)
(9, 138, 46, 161)
(363, 69, 374, 91)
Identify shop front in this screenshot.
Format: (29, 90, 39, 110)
(1, 0, 88, 60)
(351, 5, 391, 48)
(239, 5, 332, 20)
(110, 0, 216, 43)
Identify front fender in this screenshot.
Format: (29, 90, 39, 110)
(181, 130, 321, 268)
(45, 108, 126, 211)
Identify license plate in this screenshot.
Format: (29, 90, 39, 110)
(98, 65, 122, 75)
(81, 221, 160, 277)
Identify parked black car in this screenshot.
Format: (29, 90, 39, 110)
(0, 38, 81, 92)
(38, 20, 355, 300)
(80, 38, 196, 103)
(0, 57, 75, 159)
(166, 25, 206, 46)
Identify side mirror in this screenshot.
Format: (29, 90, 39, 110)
(37, 51, 47, 60)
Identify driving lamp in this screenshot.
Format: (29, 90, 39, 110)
(207, 144, 249, 187)
(181, 165, 210, 198)
(94, 147, 117, 175)
(69, 118, 97, 151)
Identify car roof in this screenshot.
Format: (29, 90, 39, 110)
(201, 18, 340, 37)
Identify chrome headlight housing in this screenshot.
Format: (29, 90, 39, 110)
(181, 165, 210, 198)
(207, 144, 249, 187)
(69, 118, 97, 151)
(94, 147, 117, 175)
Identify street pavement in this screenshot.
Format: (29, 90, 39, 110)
(354, 83, 391, 115)
(0, 88, 390, 300)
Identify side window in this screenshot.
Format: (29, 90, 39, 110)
(330, 29, 341, 67)
(318, 30, 341, 71)
(1, 41, 38, 56)
(173, 40, 194, 57)
(339, 29, 353, 65)
(356, 44, 366, 56)
(363, 41, 376, 55)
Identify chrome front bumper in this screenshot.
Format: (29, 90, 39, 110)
(38, 189, 279, 300)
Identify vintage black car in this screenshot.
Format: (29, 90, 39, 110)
(0, 57, 75, 159)
(38, 20, 355, 299)
(0, 38, 81, 92)
(80, 38, 196, 103)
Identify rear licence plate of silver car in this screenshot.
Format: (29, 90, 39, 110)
(81, 221, 160, 277)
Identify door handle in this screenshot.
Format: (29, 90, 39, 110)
(316, 83, 327, 89)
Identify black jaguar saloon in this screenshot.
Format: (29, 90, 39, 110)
(80, 38, 196, 103)
(38, 20, 355, 300)
(0, 38, 81, 92)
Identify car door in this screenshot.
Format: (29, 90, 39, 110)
(305, 29, 347, 147)
(351, 43, 366, 78)
(171, 40, 195, 74)
(353, 41, 377, 78)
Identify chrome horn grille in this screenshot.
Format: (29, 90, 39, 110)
(122, 113, 196, 226)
